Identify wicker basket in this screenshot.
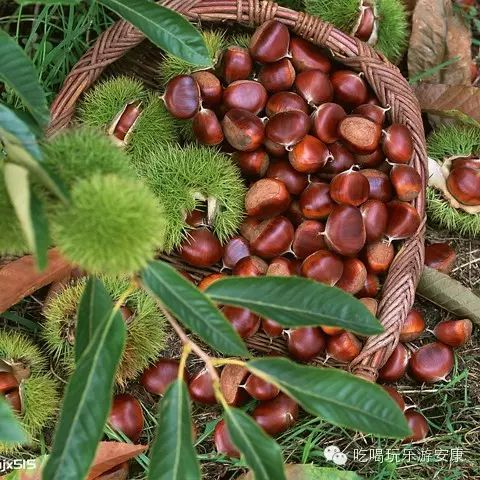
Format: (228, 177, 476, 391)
(46, 0, 428, 382)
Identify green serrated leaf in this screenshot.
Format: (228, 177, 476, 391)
(0, 397, 27, 445)
(148, 379, 200, 480)
(224, 407, 286, 480)
(98, 0, 211, 67)
(247, 357, 411, 439)
(42, 283, 126, 480)
(205, 277, 383, 335)
(0, 30, 49, 127)
(141, 261, 248, 356)
(16, 0, 80, 4)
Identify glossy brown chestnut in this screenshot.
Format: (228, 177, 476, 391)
(292, 220, 326, 259)
(285, 200, 305, 227)
(245, 178, 291, 218)
(259, 58, 296, 93)
(223, 236, 251, 269)
(249, 20, 290, 63)
(385, 201, 421, 240)
(179, 228, 223, 267)
(262, 318, 284, 337)
(301, 250, 344, 286)
(192, 108, 224, 145)
(390, 165, 422, 202)
(382, 124, 413, 164)
(185, 209, 207, 228)
(360, 200, 388, 243)
(192, 71, 223, 108)
(294, 70, 333, 106)
(223, 80, 268, 115)
(113, 101, 142, 141)
(264, 138, 287, 157)
(355, 148, 385, 168)
(222, 108, 265, 152)
(265, 91, 309, 117)
(359, 297, 378, 316)
(433, 319, 473, 347)
(244, 374, 280, 401)
(214, 419, 240, 457)
(289, 36, 331, 73)
(326, 332, 362, 362)
(378, 343, 409, 382)
(353, 104, 387, 125)
(336, 258, 368, 295)
(330, 170, 370, 206)
(409, 342, 454, 383)
(320, 325, 344, 336)
(331, 70, 368, 108)
(250, 216, 294, 259)
(240, 217, 261, 242)
(140, 358, 187, 396)
(424, 242, 456, 274)
(404, 411, 428, 442)
(363, 240, 395, 274)
(233, 255, 268, 277)
(198, 273, 226, 291)
(267, 257, 296, 276)
(233, 149, 270, 178)
(266, 110, 311, 148)
(355, 6, 375, 41)
(325, 205, 366, 256)
(338, 116, 382, 154)
(108, 394, 144, 442)
(312, 103, 346, 144)
(360, 169, 393, 202)
(189, 369, 217, 404)
(446, 166, 480, 205)
(287, 327, 326, 361)
(382, 385, 406, 412)
(399, 309, 425, 342)
(221, 46, 253, 84)
(299, 182, 334, 219)
(266, 159, 308, 195)
(163, 75, 200, 119)
(288, 135, 330, 173)
(321, 142, 355, 175)
(252, 393, 299, 436)
(220, 364, 250, 407)
(357, 272, 380, 298)
(451, 156, 480, 170)
(0, 372, 19, 394)
(223, 306, 261, 338)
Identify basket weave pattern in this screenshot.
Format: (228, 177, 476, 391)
(47, 0, 428, 382)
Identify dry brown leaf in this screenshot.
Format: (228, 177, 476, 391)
(0, 249, 71, 314)
(413, 83, 480, 122)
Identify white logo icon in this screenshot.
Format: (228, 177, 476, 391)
(324, 445, 348, 465)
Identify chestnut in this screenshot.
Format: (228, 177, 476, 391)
(409, 342, 454, 383)
(233, 255, 268, 276)
(249, 20, 290, 63)
(299, 181, 334, 219)
(325, 205, 366, 256)
(179, 228, 223, 267)
(378, 343, 409, 382)
(233, 149, 270, 178)
(262, 318, 284, 337)
(363, 240, 395, 274)
(113, 101, 142, 142)
(355, 6, 375, 41)
(294, 70, 333, 106)
(338, 116, 382, 154)
(404, 411, 428, 442)
(288, 135, 330, 173)
(320, 325, 344, 336)
(292, 220, 326, 259)
(329, 170, 370, 206)
(240, 217, 260, 242)
(223, 306, 261, 338)
(355, 148, 385, 168)
(312, 103, 346, 144)
(252, 393, 299, 436)
(214, 419, 240, 457)
(359, 297, 378, 316)
(266, 110, 311, 148)
(382, 124, 413, 164)
(433, 319, 473, 347)
(221, 46, 253, 84)
(189, 369, 217, 404)
(223, 236, 251, 269)
(0, 372, 19, 393)
(385, 201, 421, 240)
(108, 394, 144, 442)
(222, 108, 265, 152)
(360, 169, 393, 202)
(301, 250, 344, 286)
(399, 309, 425, 342)
(265, 91, 309, 117)
(357, 272, 380, 298)
(220, 364, 249, 407)
(185, 209, 207, 228)
(267, 257, 296, 276)
(451, 156, 480, 170)
(390, 164, 422, 201)
(287, 327, 326, 362)
(336, 258, 368, 295)
(198, 273, 226, 291)
(446, 166, 480, 206)
(163, 75, 200, 119)
(331, 70, 368, 108)
(192, 108, 224, 145)
(382, 385, 406, 412)
(360, 200, 388, 243)
(250, 216, 294, 259)
(245, 178, 291, 218)
(266, 159, 308, 195)
(424, 242, 456, 274)
(285, 200, 305, 227)
(192, 71, 223, 108)
(259, 58, 296, 93)
(140, 358, 188, 396)
(289, 36, 331, 73)
(326, 332, 362, 362)
(353, 104, 387, 125)
(244, 374, 280, 401)
(321, 142, 355, 175)
(223, 80, 268, 115)
(264, 138, 287, 157)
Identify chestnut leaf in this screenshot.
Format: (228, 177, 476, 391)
(205, 276, 383, 335)
(148, 379, 200, 480)
(0, 397, 27, 445)
(247, 357, 411, 439)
